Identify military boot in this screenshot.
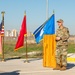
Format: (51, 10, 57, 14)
(53, 64, 61, 70)
(60, 66, 66, 71)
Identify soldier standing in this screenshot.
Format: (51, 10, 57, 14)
(53, 19, 69, 71)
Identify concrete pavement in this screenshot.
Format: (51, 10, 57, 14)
(0, 58, 75, 75)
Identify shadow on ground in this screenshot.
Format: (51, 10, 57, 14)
(23, 58, 42, 63)
(4, 57, 42, 61)
(67, 63, 75, 70)
(5, 57, 21, 61)
(0, 70, 20, 75)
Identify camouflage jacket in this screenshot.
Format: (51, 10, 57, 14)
(56, 26, 69, 46)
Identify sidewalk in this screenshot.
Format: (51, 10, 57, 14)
(0, 58, 75, 75)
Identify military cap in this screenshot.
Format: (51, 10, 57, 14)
(57, 19, 63, 23)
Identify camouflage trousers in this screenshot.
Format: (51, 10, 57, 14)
(55, 45, 68, 66)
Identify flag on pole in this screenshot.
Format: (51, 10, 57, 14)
(15, 13, 27, 50)
(43, 14, 56, 68)
(0, 22, 2, 54)
(33, 14, 55, 43)
(33, 13, 56, 68)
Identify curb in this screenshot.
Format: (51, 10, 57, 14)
(67, 57, 75, 62)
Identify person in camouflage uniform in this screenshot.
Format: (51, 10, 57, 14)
(53, 19, 69, 71)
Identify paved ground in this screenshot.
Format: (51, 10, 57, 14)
(0, 58, 75, 75)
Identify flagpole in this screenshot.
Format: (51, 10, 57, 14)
(24, 11, 29, 63)
(1, 11, 5, 62)
(25, 34, 29, 63)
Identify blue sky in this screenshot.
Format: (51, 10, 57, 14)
(0, 0, 75, 35)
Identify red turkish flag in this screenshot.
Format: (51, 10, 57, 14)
(15, 14, 27, 51)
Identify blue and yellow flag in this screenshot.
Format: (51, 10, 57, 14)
(33, 14, 55, 43)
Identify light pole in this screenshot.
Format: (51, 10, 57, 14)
(46, 0, 49, 20)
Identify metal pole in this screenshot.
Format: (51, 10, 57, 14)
(46, 0, 49, 20)
(1, 11, 5, 62)
(24, 11, 29, 63)
(25, 34, 29, 63)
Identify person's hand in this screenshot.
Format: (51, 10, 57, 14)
(56, 37, 61, 41)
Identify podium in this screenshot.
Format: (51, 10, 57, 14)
(43, 35, 56, 68)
